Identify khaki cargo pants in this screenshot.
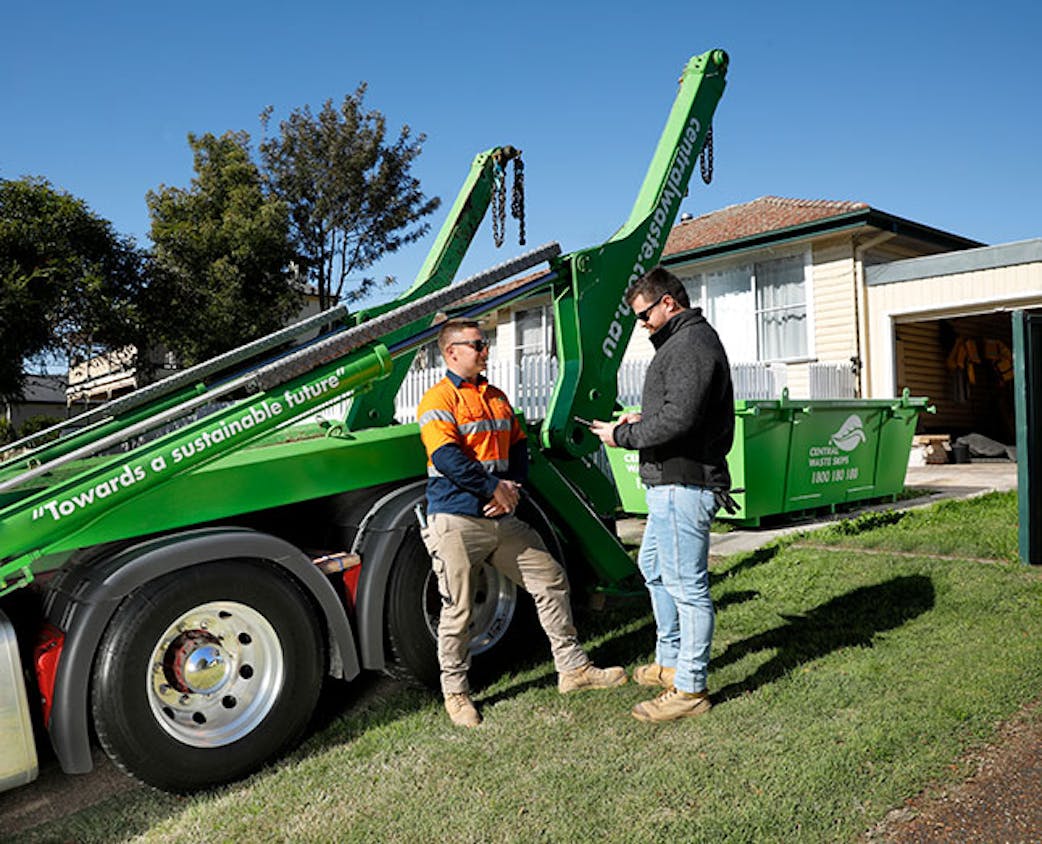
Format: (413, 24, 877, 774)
(422, 512, 588, 695)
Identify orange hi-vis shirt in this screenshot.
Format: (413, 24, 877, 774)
(417, 370, 527, 516)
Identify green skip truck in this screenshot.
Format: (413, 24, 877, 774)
(0, 50, 729, 794)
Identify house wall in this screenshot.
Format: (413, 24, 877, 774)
(810, 236, 857, 366)
(622, 323, 655, 361)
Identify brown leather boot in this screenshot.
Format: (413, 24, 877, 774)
(632, 662, 676, 688)
(631, 687, 711, 722)
(558, 663, 627, 693)
(444, 693, 481, 727)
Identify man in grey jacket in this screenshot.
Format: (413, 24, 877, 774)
(592, 265, 734, 721)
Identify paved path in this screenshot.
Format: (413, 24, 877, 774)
(708, 461, 1017, 557)
(618, 461, 1017, 555)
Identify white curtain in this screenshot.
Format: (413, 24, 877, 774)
(755, 254, 807, 360)
(705, 266, 756, 362)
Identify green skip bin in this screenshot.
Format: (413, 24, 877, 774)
(606, 389, 931, 526)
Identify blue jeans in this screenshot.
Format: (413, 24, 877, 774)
(638, 485, 717, 693)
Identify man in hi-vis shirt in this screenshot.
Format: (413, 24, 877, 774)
(417, 318, 626, 728)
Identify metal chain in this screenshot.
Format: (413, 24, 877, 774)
(492, 164, 506, 248)
(511, 156, 526, 246)
(700, 125, 714, 184)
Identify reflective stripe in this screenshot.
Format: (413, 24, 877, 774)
(419, 408, 456, 427)
(458, 418, 512, 435)
(428, 458, 509, 478)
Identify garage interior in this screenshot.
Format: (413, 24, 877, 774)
(894, 311, 1016, 458)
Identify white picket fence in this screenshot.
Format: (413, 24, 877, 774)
(808, 361, 857, 399)
(303, 355, 854, 426)
(394, 355, 791, 424)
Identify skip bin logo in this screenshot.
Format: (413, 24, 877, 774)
(808, 415, 865, 485)
(829, 414, 866, 452)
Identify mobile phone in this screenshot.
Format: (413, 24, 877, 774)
(573, 416, 594, 427)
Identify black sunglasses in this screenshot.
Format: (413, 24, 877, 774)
(635, 294, 666, 323)
(450, 339, 490, 352)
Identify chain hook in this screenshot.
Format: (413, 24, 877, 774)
(491, 146, 525, 247)
(511, 156, 525, 245)
(492, 161, 506, 247)
(699, 125, 714, 185)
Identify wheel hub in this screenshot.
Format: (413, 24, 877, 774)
(423, 564, 516, 655)
(147, 601, 283, 747)
(166, 630, 229, 695)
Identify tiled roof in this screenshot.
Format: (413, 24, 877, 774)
(664, 196, 869, 256)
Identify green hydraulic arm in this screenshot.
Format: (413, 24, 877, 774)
(345, 145, 524, 431)
(0, 303, 350, 484)
(539, 49, 728, 516)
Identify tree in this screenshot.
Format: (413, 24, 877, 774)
(259, 85, 440, 311)
(0, 177, 146, 400)
(146, 131, 300, 365)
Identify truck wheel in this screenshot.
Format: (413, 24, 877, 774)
(91, 559, 323, 792)
(384, 497, 563, 690)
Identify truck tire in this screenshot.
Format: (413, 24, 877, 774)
(90, 558, 324, 792)
(383, 498, 562, 690)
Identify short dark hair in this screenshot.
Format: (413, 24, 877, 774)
(625, 265, 690, 309)
(437, 318, 483, 355)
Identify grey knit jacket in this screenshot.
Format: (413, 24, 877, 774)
(614, 307, 734, 488)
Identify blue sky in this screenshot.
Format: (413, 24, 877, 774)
(3, 0, 1039, 308)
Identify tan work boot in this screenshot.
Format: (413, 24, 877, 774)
(444, 692, 481, 727)
(558, 663, 628, 694)
(631, 687, 711, 722)
(632, 662, 676, 688)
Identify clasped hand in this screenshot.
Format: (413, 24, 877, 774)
(483, 479, 521, 517)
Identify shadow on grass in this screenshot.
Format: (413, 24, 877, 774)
(712, 574, 935, 704)
(711, 545, 780, 583)
(480, 609, 660, 708)
(716, 589, 760, 611)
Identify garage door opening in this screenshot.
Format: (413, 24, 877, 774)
(894, 311, 1016, 456)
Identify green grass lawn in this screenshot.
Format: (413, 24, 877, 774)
(20, 491, 1042, 843)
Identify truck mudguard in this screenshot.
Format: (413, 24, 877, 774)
(351, 481, 428, 672)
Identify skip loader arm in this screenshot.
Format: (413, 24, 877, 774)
(345, 146, 523, 430)
(525, 50, 728, 585)
(0, 244, 560, 597)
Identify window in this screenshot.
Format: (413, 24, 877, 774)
(685, 251, 810, 362)
(754, 254, 808, 360)
(514, 305, 555, 363)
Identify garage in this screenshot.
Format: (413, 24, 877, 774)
(865, 238, 1042, 460)
(894, 310, 1016, 451)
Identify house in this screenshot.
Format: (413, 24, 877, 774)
(66, 345, 160, 407)
(660, 196, 1040, 443)
(1, 374, 69, 430)
(655, 196, 982, 396)
(412, 196, 981, 398)
(414, 196, 1041, 446)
